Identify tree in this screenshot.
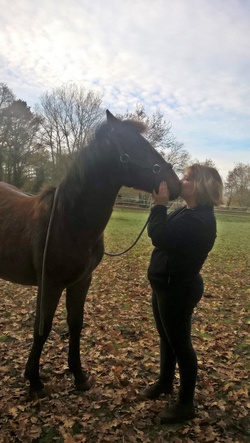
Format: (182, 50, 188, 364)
(225, 163, 250, 207)
(37, 83, 104, 178)
(163, 140, 191, 174)
(193, 158, 217, 168)
(117, 104, 172, 149)
(0, 83, 15, 108)
(0, 84, 15, 179)
(119, 104, 191, 174)
(0, 100, 43, 187)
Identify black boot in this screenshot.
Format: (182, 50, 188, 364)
(158, 401, 196, 424)
(140, 381, 172, 399)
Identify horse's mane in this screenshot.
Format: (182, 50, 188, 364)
(38, 186, 57, 205)
(119, 119, 147, 134)
(94, 118, 147, 141)
(37, 118, 148, 206)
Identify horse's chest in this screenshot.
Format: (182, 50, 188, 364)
(46, 234, 104, 284)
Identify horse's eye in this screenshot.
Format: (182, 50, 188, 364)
(153, 164, 161, 174)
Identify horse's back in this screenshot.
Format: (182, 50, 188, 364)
(0, 181, 32, 205)
(0, 182, 36, 226)
(0, 181, 28, 193)
(0, 182, 42, 285)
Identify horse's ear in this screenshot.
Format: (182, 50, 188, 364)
(106, 110, 120, 125)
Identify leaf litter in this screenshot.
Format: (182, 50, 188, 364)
(0, 234, 249, 442)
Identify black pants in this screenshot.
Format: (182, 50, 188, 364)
(150, 275, 203, 404)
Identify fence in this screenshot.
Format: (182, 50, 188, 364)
(115, 196, 152, 209)
(114, 196, 250, 215)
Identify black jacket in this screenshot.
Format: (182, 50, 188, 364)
(147, 204, 216, 281)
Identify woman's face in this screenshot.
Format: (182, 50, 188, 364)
(180, 170, 196, 200)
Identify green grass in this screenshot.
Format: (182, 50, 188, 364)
(105, 208, 250, 266)
(210, 214, 250, 279)
(104, 209, 152, 261)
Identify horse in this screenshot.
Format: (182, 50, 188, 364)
(0, 110, 181, 396)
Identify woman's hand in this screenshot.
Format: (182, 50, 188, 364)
(152, 181, 170, 206)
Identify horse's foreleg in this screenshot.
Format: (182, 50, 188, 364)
(66, 277, 91, 391)
(24, 285, 62, 396)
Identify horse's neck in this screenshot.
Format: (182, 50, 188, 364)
(58, 141, 120, 230)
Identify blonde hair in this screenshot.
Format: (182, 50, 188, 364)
(186, 164, 223, 206)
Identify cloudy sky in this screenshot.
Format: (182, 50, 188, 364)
(0, 0, 249, 179)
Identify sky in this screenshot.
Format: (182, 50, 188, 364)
(0, 0, 249, 180)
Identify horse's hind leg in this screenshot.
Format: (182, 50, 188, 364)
(66, 277, 91, 391)
(24, 285, 62, 396)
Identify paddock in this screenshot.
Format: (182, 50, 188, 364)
(0, 208, 249, 442)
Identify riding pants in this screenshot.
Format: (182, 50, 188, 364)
(150, 274, 203, 404)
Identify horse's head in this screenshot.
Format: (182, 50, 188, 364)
(105, 110, 181, 200)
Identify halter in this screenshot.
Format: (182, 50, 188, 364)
(119, 152, 172, 175)
(108, 124, 173, 177)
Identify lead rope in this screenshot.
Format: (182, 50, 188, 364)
(39, 187, 59, 336)
(104, 212, 151, 257)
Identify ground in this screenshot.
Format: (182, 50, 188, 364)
(0, 211, 249, 442)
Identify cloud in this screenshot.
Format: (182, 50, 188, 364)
(0, 0, 249, 178)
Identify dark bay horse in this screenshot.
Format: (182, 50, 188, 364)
(0, 110, 180, 396)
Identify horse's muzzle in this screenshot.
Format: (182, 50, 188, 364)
(154, 167, 181, 201)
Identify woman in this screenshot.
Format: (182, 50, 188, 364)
(142, 164, 223, 424)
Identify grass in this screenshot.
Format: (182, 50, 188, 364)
(105, 208, 250, 267)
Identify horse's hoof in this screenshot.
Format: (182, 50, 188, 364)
(29, 387, 47, 400)
(75, 378, 92, 391)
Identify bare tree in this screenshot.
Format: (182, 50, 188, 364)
(37, 83, 104, 169)
(164, 141, 191, 174)
(0, 83, 15, 108)
(225, 163, 250, 207)
(0, 84, 15, 179)
(117, 104, 172, 148)
(0, 100, 42, 187)
(193, 158, 217, 168)
(119, 104, 190, 174)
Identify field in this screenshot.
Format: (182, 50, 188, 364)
(0, 209, 249, 442)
